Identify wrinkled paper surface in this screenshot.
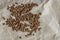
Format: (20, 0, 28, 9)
(0, 0, 60, 40)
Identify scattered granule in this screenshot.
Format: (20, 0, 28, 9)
(3, 23, 5, 25)
(2, 17, 5, 20)
(19, 36, 22, 39)
(6, 3, 41, 36)
(38, 28, 41, 31)
(32, 34, 34, 36)
(15, 2, 18, 4)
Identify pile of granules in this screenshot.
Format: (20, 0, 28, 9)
(6, 3, 41, 36)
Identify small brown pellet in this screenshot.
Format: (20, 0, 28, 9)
(19, 36, 21, 39)
(3, 23, 5, 25)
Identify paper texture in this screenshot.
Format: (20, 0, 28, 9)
(0, 0, 60, 40)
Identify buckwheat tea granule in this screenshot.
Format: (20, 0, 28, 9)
(6, 3, 41, 36)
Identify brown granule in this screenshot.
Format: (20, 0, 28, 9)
(19, 36, 21, 39)
(2, 17, 5, 20)
(38, 28, 41, 31)
(32, 34, 34, 36)
(6, 3, 41, 36)
(15, 2, 18, 4)
(3, 23, 5, 25)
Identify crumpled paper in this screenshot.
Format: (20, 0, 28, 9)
(41, 0, 60, 40)
(0, 0, 60, 40)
